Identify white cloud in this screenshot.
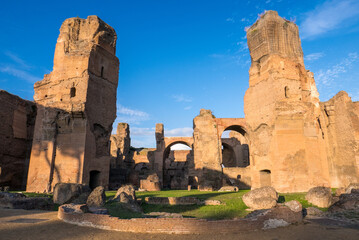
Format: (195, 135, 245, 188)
(0, 65, 41, 83)
(300, 0, 359, 39)
(316, 52, 358, 86)
(120, 126, 193, 148)
(170, 143, 192, 150)
(116, 104, 150, 125)
(165, 127, 193, 137)
(4, 51, 31, 70)
(172, 94, 193, 103)
(131, 127, 154, 136)
(304, 52, 325, 61)
(226, 18, 235, 23)
(184, 106, 192, 110)
(0, 51, 43, 83)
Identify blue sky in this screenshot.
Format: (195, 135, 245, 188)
(1, 0, 359, 148)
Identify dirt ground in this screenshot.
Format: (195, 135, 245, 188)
(0, 208, 358, 240)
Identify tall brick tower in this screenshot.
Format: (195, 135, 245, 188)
(244, 11, 329, 192)
(26, 16, 119, 192)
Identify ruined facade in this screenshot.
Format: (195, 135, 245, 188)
(110, 11, 358, 193)
(0, 91, 37, 190)
(244, 11, 328, 192)
(1, 11, 357, 193)
(26, 16, 119, 192)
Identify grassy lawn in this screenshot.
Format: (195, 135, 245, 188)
(8, 189, 327, 219)
(105, 190, 326, 220)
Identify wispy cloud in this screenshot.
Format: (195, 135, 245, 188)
(165, 127, 193, 137)
(184, 106, 192, 110)
(0, 65, 41, 83)
(209, 39, 249, 66)
(116, 104, 150, 125)
(300, 0, 359, 39)
(316, 52, 358, 86)
(0, 51, 42, 83)
(315, 52, 358, 100)
(4, 51, 31, 70)
(172, 94, 193, 103)
(226, 18, 235, 23)
(304, 52, 325, 61)
(131, 127, 154, 136)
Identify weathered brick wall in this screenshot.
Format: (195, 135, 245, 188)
(0, 90, 36, 190)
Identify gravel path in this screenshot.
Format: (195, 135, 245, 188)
(0, 208, 358, 240)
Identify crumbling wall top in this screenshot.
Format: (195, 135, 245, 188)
(247, 10, 303, 64)
(58, 15, 117, 55)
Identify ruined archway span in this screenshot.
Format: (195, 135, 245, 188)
(223, 125, 248, 137)
(164, 137, 194, 150)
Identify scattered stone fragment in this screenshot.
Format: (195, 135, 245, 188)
(284, 200, 302, 213)
(61, 204, 90, 214)
(246, 205, 303, 228)
(112, 185, 142, 213)
(242, 187, 278, 210)
(140, 173, 161, 191)
(305, 207, 323, 216)
(0, 192, 53, 210)
(263, 219, 290, 229)
(53, 183, 91, 205)
(203, 200, 222, 206)
(328, 192, 359, 212)
(305, 187, 333, 208)
(87, 186, 106, 207)
(346, 183, 359, 194)
(113, 185, 136, 201)
(218, 186, 238, 192)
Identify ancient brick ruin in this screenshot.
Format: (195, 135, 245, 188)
(25, 16, 119, 192)
(0, 91, 36, 190)
(109, 11, 358, 193)
(0, 11, 358, 193)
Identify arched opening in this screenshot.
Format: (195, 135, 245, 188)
(89, 170, 100, 190)
(222, 142, 236, 167)
(220, 125, 250, 168)
(259, 169, 271, 187)
(163, 142, 193, 190)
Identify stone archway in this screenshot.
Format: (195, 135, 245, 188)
(218, 123, 250, 168)
(162, 140, 193, 189)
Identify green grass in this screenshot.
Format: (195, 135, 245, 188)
(278, 192, 328, 211)
(106, 190, 251, 220)
(106, 190, 327, 220)
(10, 190, 328, 219)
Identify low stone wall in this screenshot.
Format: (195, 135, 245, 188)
(58, 205, 302, 234)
